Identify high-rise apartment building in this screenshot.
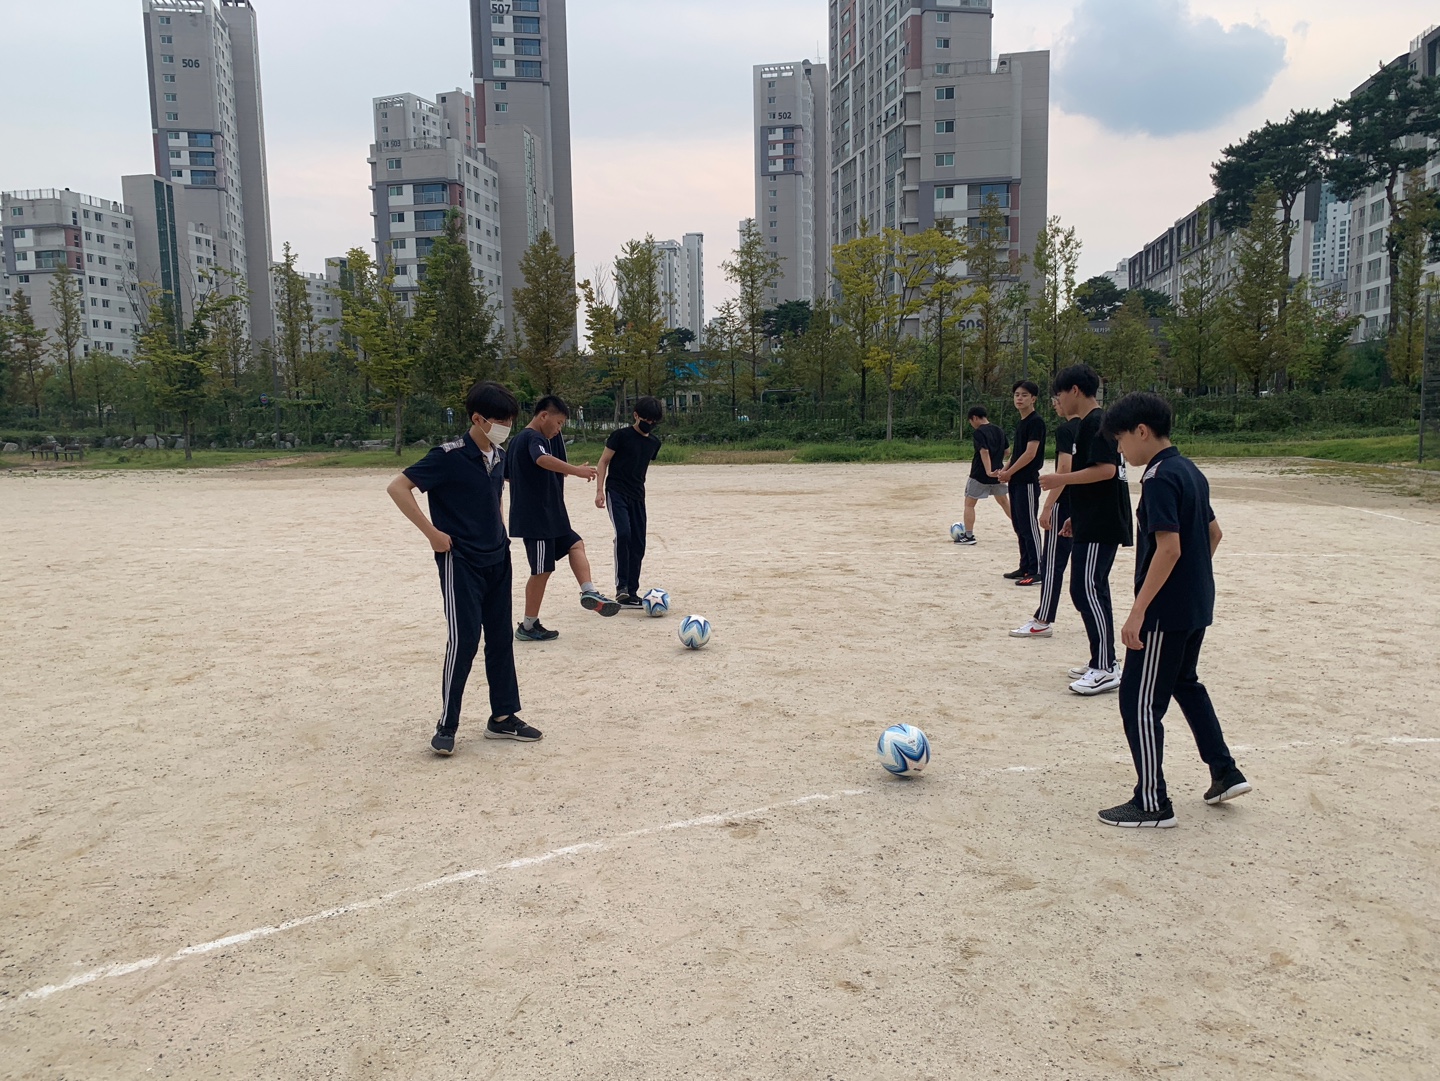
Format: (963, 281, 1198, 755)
(126, 0, 274, 341)
(470, 0, 574, 320)
(1, 189, 142, 360)
(754, 61, 829, 307)
(655, 234, 705, 343)
(828, 0, 1049, 277)
(270, 262, 343, 353)
(369, 89, 505, 319)
(1309, 184, 1351, 292)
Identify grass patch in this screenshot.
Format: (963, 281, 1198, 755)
(1178, 435, 1427, 465)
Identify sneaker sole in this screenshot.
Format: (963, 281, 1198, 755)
(1009, 628, 1053, 638)
(431, 744, 454, 757)
(1070, 679, 1122, 696)
(1204, 781, 1253, 805)
(515, 633, 559, 642)
(1099, 814, 1177, 828)
(483, 730, 543, 742)
(581, 597, 622, 617)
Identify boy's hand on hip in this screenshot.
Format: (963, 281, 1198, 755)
(429, 530, 453, 553)
(1121, 611, 1145, 651)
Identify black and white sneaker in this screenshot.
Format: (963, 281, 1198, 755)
(485, 715, 544, 742)
(1098, 800, 1176, 828)
(431, 729, 456, 756)
(1003, 569, 1026, 580)
(616, 592, 645, 610)
(955, 532, 978, 546)
(1204, 769, 1252, 805)
(515, 621, 560, 642)
(581, 589, 621, 617)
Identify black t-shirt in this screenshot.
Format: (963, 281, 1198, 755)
(1134, 447, 1217, 632)
(970, 423, 1009, 483)
(402, 434, 509, 567)
(506, 427, 571, 539)
(1067, 408, 1133, 546)
(1053, 417, 1081, 516)
(604, 425, 662, 500)
(1008, 412, 1047, 484)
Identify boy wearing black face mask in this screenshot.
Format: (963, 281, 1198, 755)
(595, 396, 664, 608)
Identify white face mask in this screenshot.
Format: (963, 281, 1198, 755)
(485, 421, 512, 446)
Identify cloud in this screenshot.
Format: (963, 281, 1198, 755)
(1054, 0, 1287, 137)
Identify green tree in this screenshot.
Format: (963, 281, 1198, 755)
(1100, 291, 1159, 393)
(614, 236, 668, 398)
(1074, 275, 1125, 321)
(272, 242, 320, 399)
(417, 209, 501, 399)
(5, 290, 50, 419)
(1385, 169, 1440, 386)
(1163, 207, 1225, 396)
(830, 224, 886, 421)
(964, 198, 1028, 389)
(1031, 215, 1083, 375)
(764, 300, 812, 339)
(48, 264, 88, 410)
(924, 225, 979, 395)
(1285, 279, 1362, 390)
(1221, 181, 1292, 395)
(1329, 60, 1440, 333)
(780, 297, 850, 416)
(579, 273, 622, 415)
(339, 248, 428, 454)
(706, 299, 746, 413)
(138, 286, 242, 461)
(722, 219, 783, 405)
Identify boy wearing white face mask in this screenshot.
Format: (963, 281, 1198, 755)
(387, 381, 542, 755)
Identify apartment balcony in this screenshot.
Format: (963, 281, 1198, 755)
(413, 192, 449, 205)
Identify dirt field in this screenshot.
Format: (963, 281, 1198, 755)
(1, 459, 1437, 1080)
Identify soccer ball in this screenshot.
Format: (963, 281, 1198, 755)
(877, 724, 930, 776)
(678, 615, 711, 650)
(642, 588, 671, 617)
(949, 522, 966, 542)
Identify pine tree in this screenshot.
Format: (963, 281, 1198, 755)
(339, 249, 429, 454)
(722, 219, 782, 405)
(5, 290, 50, 419)
(418, 209, 501, 399)
(614, 236, 667, 397)
(1163, 207, 1225, 396)
(1031, 216, 1083, 376)
(965, 198, 1028, 389)
(48, 264, 88, 411)
(1285, 279, 1362, 390)
(782, 297, 851, 417)
(1221, 182, 1292, 395)
(1101, 291, 1159, 394)
(273, 242, 315, 400)
(1385, 169, 1440, 387)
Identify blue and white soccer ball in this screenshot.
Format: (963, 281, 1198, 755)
(949, 522, 966, 543)
(877, 724, 930, 776)
(678, 614, 712, 650)
(642, 588, 671, 618)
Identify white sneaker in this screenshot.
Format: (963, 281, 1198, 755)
(1070, 666, 1122, 696)
(1009, 619, 1053, 639)
(1068, 665, 1090, 678)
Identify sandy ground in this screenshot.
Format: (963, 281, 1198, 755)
(1, 458, 1437, 1081)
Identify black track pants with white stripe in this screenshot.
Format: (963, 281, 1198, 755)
(1069, 541, 1118, 671)
(436, 551, 521, 736)
(1032, 510, 1072, 625)
(1120, 627, 1237, 812)
(1008, 480, 1042, 576)
(606, 490, 648, 597)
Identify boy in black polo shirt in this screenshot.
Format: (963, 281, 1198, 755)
(595, 395, 664, 607)
(1097, 392, 1250, 828)
(387, 381, 542, 755)
(508, 394, 619, 642)
(954, 406, 1011, 546)
(995, 380, 1046, 583)
(1040, 364, 1132, 696)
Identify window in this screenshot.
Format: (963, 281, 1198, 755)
(166, 112, 179, 121)
(936, 37, 950, 47)
(492, 14, 504, 24)
(160, 34, 172, 43)
(391, 238, 408, 250)
(934, 63, 951, 74)
(8, 207, 21, 216)
(168, 131, 181, 140)
(190, 151, 215, 166)
(494, 102, 509, 112)
(104, 320, 113, 330)
(415, 238, 436, 258)
(1364, 287, 1381, 310)
(936, 86, 955, 100)
(494, 81, 507, 89)
(514, 16, 540, 32)
(414, 182, 448, 204)
(13, 228, 25, 238)
(158, 14, 170, 22)
(935, 153, 954, 167)
(172, 168, 186, 178)
(387, 158, 402, 170)
(164, 74, 176, 83)
(969, 183, 1010, 209)
(769, 221, 778, 228)
(415, 210, 447, 230)
(35, 251, 68, 269)
(93, 319, 100, 328)
(390, 212, 406, 223)
(516, 61, 541, 77)
(936, 120, 954, 133)
(161, 54, 174, 63)
(493, 58, 508, 70)
(165, 93, 177, 102)
(493, 36, 506, 46)
(190, 170, 217, 186)
(935, 11, 950, 20)
(394, 265, 409, 275)
(388, 184, 404, 196)
(513, 0, 538, 9)
(935, 186, 956, 201)
(515, 38, 541, 55)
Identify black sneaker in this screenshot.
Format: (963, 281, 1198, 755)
(1016, 574, 1043, 587)
(515, 621, 559, 642)
(484, 715, 543, 742)
(431, 729, 455, 756)
(1098, 800, 1176, 828)
(1003, 569, 1026, 580)
(581, 589, 621, 617)
(955, 532, 978, 546)
(616, 592, 645, 610)
(1204, 769, 1252, 805)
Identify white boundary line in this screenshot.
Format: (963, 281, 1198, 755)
(3, 788, 869, 1012)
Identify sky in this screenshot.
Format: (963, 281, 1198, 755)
(1, 0, 1435, 310)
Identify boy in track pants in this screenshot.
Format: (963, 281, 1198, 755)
(387, 381, 543, 755)
(1010, 405, 1079, 640)
(595, 396, 664, 608)
(1097, 391, 1250, 828)
(995, 380, 1046, 585)
(1040, 364, 1133, 697)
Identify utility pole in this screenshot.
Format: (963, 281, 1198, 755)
(1422, 294, 1432, 464)
(1022, 310, 1030, 380)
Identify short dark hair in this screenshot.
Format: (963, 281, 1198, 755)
(465, 381, 519, 422)
(1051, 363, 1101, 398)
(634, 396, 664, 422)
(967, 405, 989, 420)
(533, 394, 570, 417)
(1012, 379, 1041, 397)
(1102, 391, 1174, 439)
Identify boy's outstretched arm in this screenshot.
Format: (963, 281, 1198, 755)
(387, 474, 452, 552)
(537, 453, 598, 482)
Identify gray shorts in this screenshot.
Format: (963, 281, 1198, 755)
(966, 478, 1009, 500)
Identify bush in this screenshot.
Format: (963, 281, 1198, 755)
(1184, 409, 1233, 434)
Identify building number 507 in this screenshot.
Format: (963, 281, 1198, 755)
(491, 2, 511, 12)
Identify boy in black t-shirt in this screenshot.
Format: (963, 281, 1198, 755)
(595, 396, 664, 608)
(1096, 392, 1250, 828)
(1040, 364, 1132, 696)
(387, 381, 542, 755)
(1010, 401, 1080, 638)
(507, 394, 620, 642)
(995, 380, 1046, 583)
(954, 406, 1012, 546)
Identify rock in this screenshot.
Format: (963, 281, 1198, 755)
(209, 442, 218, 450)
(172, 437, 185, 450)
(285, 432, 298, 443)
(122, 438, 135, 449)
(144, 435, 158, 449)
(244, 440, 256, 449)
(334, 439, 347, 448)
(1, 442, 17, 453)
(410, 438, 431, 448)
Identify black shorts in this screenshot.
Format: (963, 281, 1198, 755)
(523, 531, 582, 575)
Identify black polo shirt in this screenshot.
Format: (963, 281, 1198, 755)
(970, 423, 1008, 482)
(402, 433, 509, 567)
(1134, 446, 1217, 632)
(1008, 412, 1047, 484)
(1068, 408, 1133, 546)
(1054, 417, 1080, 516)
(604, 425, 662, 501)
(506, 427, 572, 540)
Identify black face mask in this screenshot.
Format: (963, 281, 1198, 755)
(637, 420, 657, 434)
